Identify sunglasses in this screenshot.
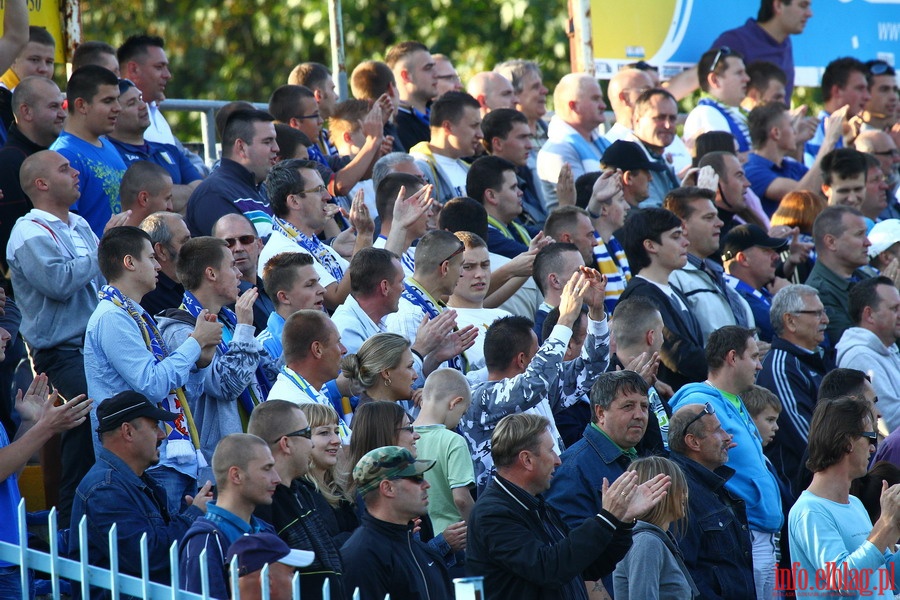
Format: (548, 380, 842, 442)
(394, 474, 426, 484)
(869, 62, 892, 76)
(861, 431, 878, 449)
(680, 402, 715, 439)
(440, 243, 465, 265)
(709, 47, 732, 73)
(396, 424, 416, 434)
(223, 234, 257, 248)
(271, 426, 312, 444)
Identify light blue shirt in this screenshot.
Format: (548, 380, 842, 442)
(256, 310, 285, 361)
(84, 295, 201, 471)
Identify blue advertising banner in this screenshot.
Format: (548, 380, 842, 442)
(592, 0, 900, 86)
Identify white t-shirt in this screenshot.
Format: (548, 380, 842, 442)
(432, 153, 469, 197)
(451, 306, 512, 371)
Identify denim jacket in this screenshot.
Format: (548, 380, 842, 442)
(69, 448, 202, 600)
(545, 423, 633, 530)
(670, 452, 755, 600)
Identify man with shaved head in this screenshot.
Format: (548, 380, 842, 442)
(604, 68, 653, 143)
(537, 73, 610, 211)
(0, 76, 66, 258)
(7, 150, 120, 521)
(467, 71, 518, 116)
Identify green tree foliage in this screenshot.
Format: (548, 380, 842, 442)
(83, 0, 570, 137)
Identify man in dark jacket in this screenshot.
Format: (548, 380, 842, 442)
(467, 412, 669, 600)
(341, 445, 452, 600)
(668, 404, 756, 600)
(248, 399, 344, 599)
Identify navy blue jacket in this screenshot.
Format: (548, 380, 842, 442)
(670, 452, 755, 600)
(185, 158, 271, 237)
(618, 276, 707, 390)
(468, 474, 632, 600)
(340, 511, 451, 600)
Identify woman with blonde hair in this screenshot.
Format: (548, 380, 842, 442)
(340, 332, 417, 405)
(297, 402, 358, 545)
(613, 456, 698, 599)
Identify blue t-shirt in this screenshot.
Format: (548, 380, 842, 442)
(108, 138, 203, 186)
(745, 152, 809, 216)
(50, 132, 127, 237)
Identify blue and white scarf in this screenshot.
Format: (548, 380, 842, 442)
(98, 285, 204, 466)
(180, 291, 270, 419)
(272, 216, 345, 281)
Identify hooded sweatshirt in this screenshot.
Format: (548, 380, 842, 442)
(669, 383, 783, 532)
(836, 326, 900, 431)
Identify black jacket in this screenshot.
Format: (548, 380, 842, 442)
(467, 475, 633, 600)
(340, 511, 451, 600)
(254, 479, 345, 600)
(618, 277, 707, 391)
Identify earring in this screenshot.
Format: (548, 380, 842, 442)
(384, 377, 392, 387)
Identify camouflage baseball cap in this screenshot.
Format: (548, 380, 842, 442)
(353, 446, 435, 496)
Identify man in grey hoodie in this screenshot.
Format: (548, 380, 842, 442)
(836, 275, 900, 431)
(7, 150, 127, 522)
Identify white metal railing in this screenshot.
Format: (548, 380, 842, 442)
(2, 498, 483, 600)
(157, 99, 268, 166)
(0, 498, 337, 600)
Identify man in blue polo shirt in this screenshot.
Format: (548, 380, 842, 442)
(745, 101, 842, 216)
(108, 79, 201, 213)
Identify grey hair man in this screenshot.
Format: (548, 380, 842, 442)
(139, 212, 191, 315)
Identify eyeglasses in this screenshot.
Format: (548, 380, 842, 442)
(440, 243, 465, 265)
(680, 402, 715, 439)
(792, 309, 827, 319)
(295, 112, 320, 121)
(860, 431, 878, 449)
(709, 47, 732, 73)
(299, 184, 328, 195)
(223, 234, 257, 248)
(396, 424, 415, 434)
(271, 426, 312, 444)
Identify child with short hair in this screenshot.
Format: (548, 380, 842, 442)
(743, 384, 781, 448)
(412, 368, 475, 534)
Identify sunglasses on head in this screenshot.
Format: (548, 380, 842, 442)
(709, 47, 732, 73)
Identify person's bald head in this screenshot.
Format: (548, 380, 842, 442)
(20, 150, 81, 209)
(553, 73, 606, 130)
(467, 71, 517, 113)
(607, 69, 654, 121)
(553, 73, 593, 113)
(856, 130, 899, 180)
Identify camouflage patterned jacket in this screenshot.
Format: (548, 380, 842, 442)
(461, 318, 610, 493)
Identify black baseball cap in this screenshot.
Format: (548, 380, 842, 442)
(722, 224, 789, 261)
(96, 390, 179, 433)
(601, 140, 667, 173)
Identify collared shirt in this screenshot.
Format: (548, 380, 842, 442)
(745, 153, 809, 216)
